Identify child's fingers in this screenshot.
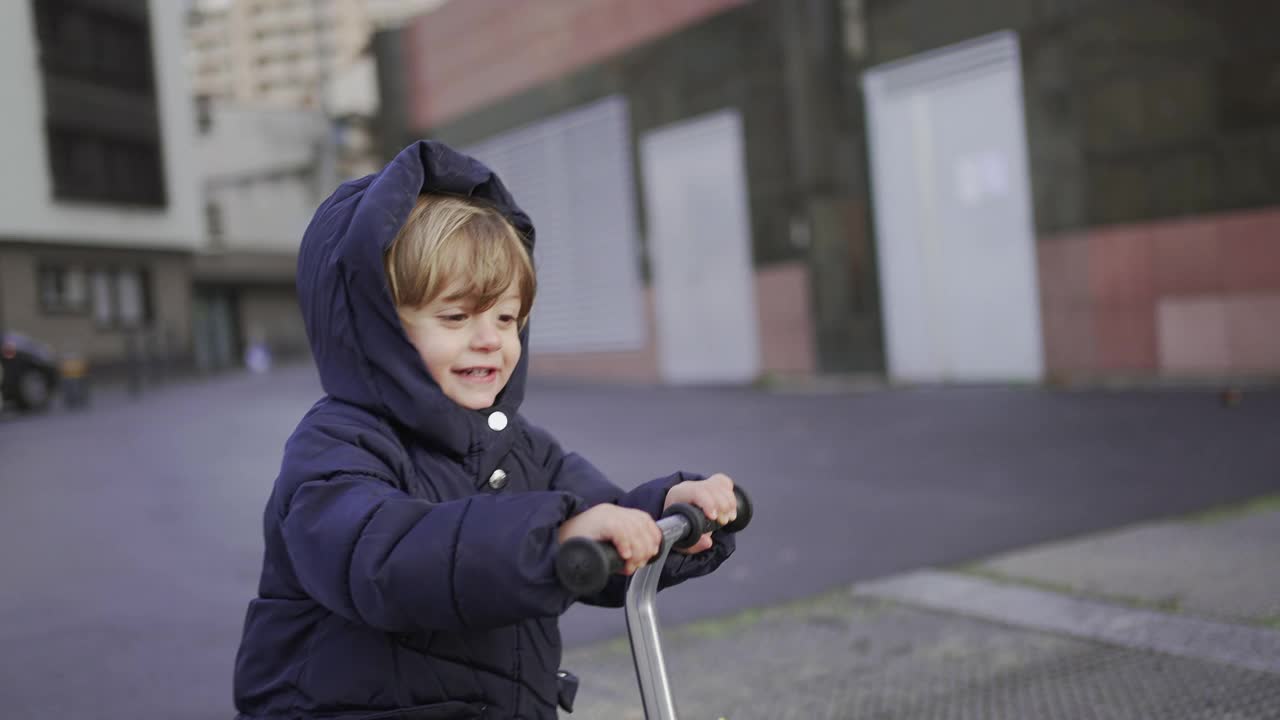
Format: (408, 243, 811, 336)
(691, 475, 737, 525)
(719, 491, 738, 525)
(613, 512, 661, 574)
(689, 488, 737, 526)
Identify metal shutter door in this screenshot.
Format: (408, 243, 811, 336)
(465, 96, 645, 353)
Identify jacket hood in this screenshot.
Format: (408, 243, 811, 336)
(296, 141, 536, 458)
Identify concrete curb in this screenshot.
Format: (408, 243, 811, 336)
(855, 569, 1280, 676)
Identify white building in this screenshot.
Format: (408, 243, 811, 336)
(190, 103, 329, 371)
(187, 0, 447, 186)
(0, 0, 201, 377)
(187, 0, 445, 110)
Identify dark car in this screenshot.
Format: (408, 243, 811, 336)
(1, 331, 60, 412)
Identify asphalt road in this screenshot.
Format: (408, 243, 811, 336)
(1, 364, 1276, 718)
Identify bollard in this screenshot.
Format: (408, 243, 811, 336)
(59, 353, 91, 409)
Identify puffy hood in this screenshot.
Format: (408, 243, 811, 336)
(296, 141, 536, 458)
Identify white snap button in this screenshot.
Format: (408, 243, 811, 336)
(487, 469, 508, 490)
(488, 411, 508, 431)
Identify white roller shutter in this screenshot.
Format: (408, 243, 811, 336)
(464, 96, 645, 353)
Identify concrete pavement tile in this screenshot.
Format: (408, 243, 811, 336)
(973, 505, 1280, 625)
(564, 586, 1280, 719)
(855, 570, 1280, 676)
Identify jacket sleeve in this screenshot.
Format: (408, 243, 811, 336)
(279, 468, 587, 633)
(529, 425, 736, 607)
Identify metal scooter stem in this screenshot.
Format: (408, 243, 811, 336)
(624, 517, 690, 720)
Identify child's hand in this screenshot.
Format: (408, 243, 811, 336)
(663, 473, 737, 555)
(558, 504, 663, 576)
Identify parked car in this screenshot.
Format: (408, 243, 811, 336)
(1, 331, 60, 412)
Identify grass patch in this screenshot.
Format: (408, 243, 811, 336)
(1133, 594, 1183, 614)
(1183, 493, 1280, 525)
(953, 564, 1079, 596)
(1258, 617, 1280, 631)
(683, 607, 768, 640)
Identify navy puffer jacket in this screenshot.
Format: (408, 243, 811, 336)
(232, 141, 734, 720)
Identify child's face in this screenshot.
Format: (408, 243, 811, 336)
(397, 285, 523, 410)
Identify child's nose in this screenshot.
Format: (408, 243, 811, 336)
(471, 321, 502, 350)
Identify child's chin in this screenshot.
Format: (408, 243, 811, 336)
(451, 389, 499, 411)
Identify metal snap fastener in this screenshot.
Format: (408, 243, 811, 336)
(487, 468, 508, 490)
(488, 411, 508, 431)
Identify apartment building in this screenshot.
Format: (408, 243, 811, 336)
(187, 0, 444, 110)
(0, 0, 201, 374)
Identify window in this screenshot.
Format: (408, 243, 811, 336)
(32, 0, 155, 92)
(195, 95, 213, 134)
(33, 0, 167, 208)
(116, 271, 145, 327)
(38, 265, 89, 313)
(88, 268, 153, 329)
(206, 201, 225, 246)
(47, 130, 166, 206)
(91, 270, 114, 326)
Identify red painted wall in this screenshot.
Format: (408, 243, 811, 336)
(1039, 206, 1280, 377)
(404, 0, 748, 130)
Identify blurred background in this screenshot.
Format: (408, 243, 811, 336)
(1, 0, 1276, 400)
(2, 1, 1279, 718)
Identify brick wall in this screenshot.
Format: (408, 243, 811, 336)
(405, 0, 747, 129)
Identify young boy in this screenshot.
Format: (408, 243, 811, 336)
(233, 141, 738, 720)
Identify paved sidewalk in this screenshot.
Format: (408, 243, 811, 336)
(564, 496, 1280, 719)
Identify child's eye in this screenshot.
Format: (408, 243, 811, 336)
(498, 314, 516, 324)
(440, 313, 468, 322)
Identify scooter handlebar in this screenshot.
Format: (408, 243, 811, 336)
(555, 486, 753, 596)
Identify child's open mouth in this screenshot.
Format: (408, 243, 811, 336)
(454, 367, 498, 383)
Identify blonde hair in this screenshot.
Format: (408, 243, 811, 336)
(385, 194, 536, 323)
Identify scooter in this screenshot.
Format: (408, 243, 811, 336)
(556, 487, 754, 720)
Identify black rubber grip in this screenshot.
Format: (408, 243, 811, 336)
(556, 537, 625, 596)
(723, 486, 753, 534)
(555, 486, 753, 596)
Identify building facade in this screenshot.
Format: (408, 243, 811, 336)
(187, 0, 445, 110)
(378, 0, 872, 383)
(189, 0, 366, 109)
(0, 0, 202, 374)
(377, 0, 1280, 384)
(188, 0, 448, 189)
(191, 103, 329, 372)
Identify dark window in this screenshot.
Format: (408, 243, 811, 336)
(38, 263, 151, 329)
(33, 0, 155, 92)
(206, 201, 225, 246)
(32, 0, 167, 208)
(37, 265, 89, 314)
(195, 95, 214, 134)
(47, 129, 166, 206)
